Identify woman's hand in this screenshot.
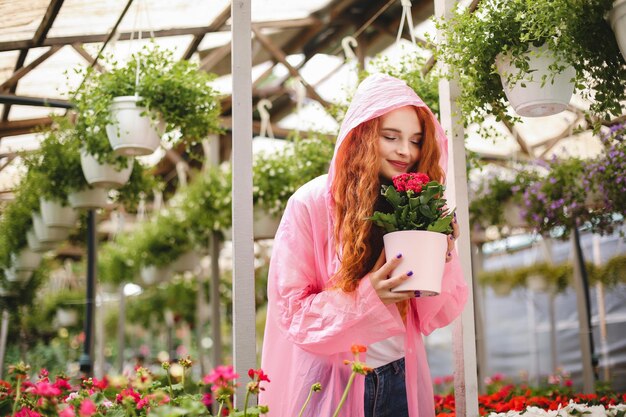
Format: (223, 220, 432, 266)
(368, 251, 416, 305)
(445, 214, 460, 263)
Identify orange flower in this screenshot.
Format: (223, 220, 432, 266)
(350, 345, 366, 354)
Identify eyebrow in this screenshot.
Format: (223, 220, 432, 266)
(380, 127, 423, 136)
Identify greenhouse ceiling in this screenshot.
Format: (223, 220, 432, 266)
(0, 0, 615, 200)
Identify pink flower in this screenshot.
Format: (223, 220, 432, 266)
(203, 365, 239, 388)
(15, 408, 40, 417)
(79, 399, 97, 417)
(59, 406, 76, 417)
(202, 392, 213, 407)
(31, 381, 62, 397)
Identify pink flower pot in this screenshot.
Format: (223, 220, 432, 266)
(383, 230, 448, 296)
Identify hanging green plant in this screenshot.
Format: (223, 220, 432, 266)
(435, 0, 626, 130)
(72, 43, 222, 164)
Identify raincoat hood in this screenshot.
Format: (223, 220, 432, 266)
(327, 73, 449, 192)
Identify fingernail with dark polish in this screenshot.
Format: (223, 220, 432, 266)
(447, 252, 451, 257)
(449, 235, 454, 240)
(414, 290, 421, 297)
(396, 253, 403, 259)
(407, 271, 414, 276)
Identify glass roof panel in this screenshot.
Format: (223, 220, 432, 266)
(0, 0, 48, 42)
(6, 105, 65, 122)
(251, 0, 332, 21)
(0, 51, 19, 84)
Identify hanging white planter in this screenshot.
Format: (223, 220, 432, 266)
(40, 198, 77, 229)
(526, 274, 549, 292)
(140, 265, 170, 285)
(5, 267, 32, 283)
(106, 96, 165, 157)
(68, 187, 109, 209)
(171, 251, 203, 274)
(56, 308, 79, 327)
(32, 212, 70, 243)
(610, 0, 626, 62)
(26, 229, 55, 253)
(80, 150, 133, 189)
(495, 44, 575, 117)
(253, 206, 282, 240)
(10, 249, 42, 271)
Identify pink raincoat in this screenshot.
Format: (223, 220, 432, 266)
(260, 74, 468, 417)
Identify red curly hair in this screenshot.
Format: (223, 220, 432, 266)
(330, 106, 444, 292)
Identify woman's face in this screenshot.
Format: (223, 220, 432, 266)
(377, 106, 422, 181)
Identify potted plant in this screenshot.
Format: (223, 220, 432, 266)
(252, 133, 334, 239)
(436, 0, 626, 128)
(469, 169, 538, 232)
(521, 157, 616, 238)
(75, 44, 222, 157)
(368, 173, 454, 295)
(585, 122, 626, 227)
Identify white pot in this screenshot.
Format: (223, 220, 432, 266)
(106, 96, 164, 156)
(56, 308, 78, 327)
(502, 201, 527, 229)
(68, 187, 109, 209)
(26, 230, 55, 253)
(40, 198, 77, 228)
(32, 213, 70, 243)
(610, 0, 626, 62)
(140, 265, 170, 285)
(383, 230, 448, 295)
(253, 207, 282, 240)
(171, 251, 202, 274)
(80, 150, 133, 189)
(495, 44, 575, 117)
(10, 249, 42, 271)
(5, 267, 32, 283)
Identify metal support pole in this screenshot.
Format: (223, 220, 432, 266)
(436, 0, 479, 414)
(231, 0, 256, 407)
(571, 227, 596, 393)
(79, 209, 97, 376)
(0, 309, 9, 378)
(117, 283, 126, 373)
(592, 235, 611, 382)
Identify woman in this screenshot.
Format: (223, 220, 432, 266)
(259, 74, 468, 417)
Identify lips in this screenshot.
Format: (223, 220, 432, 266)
(388, 160, 409, 170)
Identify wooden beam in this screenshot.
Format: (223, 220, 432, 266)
(0, 117, 52, 138)
(251, 26, 330, 108)
(199, 42, 231, 71)
(33, 0, 65, 46)
(502, 118, 532, 157)
(537, 116, 584, 159)
(183, 4, 231, 60)
(71, 44, 106, 72)
(0, 18, 321, 53)
(0, 46, 62, 92)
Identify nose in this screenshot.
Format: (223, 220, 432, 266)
(395, 138, 410, 156)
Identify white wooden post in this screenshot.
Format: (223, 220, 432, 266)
(592, 235, 610, 382)
(231, 0, 256, 407)
(435, 0, 480, 415)
(0, 310, 9, 378)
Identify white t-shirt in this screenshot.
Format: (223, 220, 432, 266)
(367, 334, 406, 368)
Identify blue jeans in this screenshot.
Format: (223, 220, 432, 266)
(364, 357, 409, 417)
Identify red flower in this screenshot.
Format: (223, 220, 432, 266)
(53, 377, 72, 392)
(392, 173, 430, 193)
(248, 368, 270, 383)
(202, 392, 213, 407)
(116, 387, 141, 404)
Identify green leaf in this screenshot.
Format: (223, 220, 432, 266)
(383, 185, 402, 208)
(427, 216, 453, 234)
